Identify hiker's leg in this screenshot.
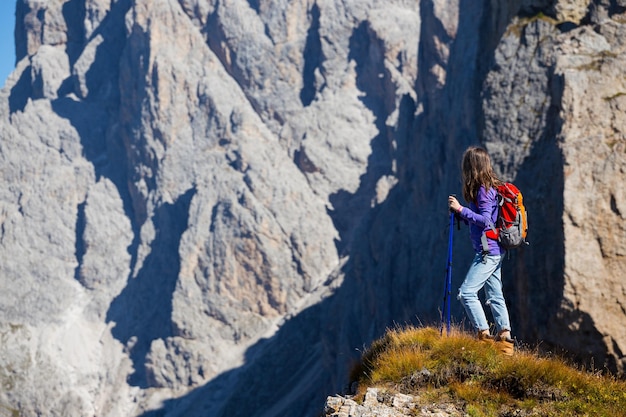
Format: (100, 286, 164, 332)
(458, 253, 499, 332)
(483, 255, 511, 335)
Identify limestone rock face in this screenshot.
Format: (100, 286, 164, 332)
(0, 0, 625, 416)
(555, 21, 626, 368)
(482, 11, 626, 372)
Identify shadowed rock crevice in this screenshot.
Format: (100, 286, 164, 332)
(61, 0, 86, 66)
(106, 187, 196, 387)
(247, 0, 261, 14)
(73, 0, 131, 101)
(74, 200, 87, 284)
(8, 64, 32, 114)
(328, 20, 396, 255)
(300, 3, 322, 107)
(14, 1, 42, 63)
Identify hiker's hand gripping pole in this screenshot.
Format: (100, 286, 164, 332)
(448, 194, 462, 229)
(448, 194, 462, 214)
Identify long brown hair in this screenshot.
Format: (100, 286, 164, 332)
(461, 146, 502, 203)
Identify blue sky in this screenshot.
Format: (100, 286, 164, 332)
(0, 2, 16, 88)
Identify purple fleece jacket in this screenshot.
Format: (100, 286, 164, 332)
(458, 186, 502, 256)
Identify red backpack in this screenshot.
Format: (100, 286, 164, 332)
(484, 183, 528, 250)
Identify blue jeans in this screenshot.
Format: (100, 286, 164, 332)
(457, 253, 511, 333)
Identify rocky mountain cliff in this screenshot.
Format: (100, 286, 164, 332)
(0, 0, 624, 416)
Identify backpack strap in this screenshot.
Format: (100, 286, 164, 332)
(480, 232, 490, 259)
(481, 221, 498, 260)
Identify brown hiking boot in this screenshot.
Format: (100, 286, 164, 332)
(477, 330, 495, 345)
(495, 337, 514, 356)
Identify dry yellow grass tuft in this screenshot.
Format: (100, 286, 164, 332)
(350, 325, 626, 416)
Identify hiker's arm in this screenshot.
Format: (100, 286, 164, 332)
(456, 188, 493, 228)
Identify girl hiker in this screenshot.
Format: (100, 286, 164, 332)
(448, 146, 514, 356)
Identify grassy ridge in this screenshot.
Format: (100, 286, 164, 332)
(350, 326, 626, 416)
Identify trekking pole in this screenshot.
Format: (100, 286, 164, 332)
(440, 210, 455, 336)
